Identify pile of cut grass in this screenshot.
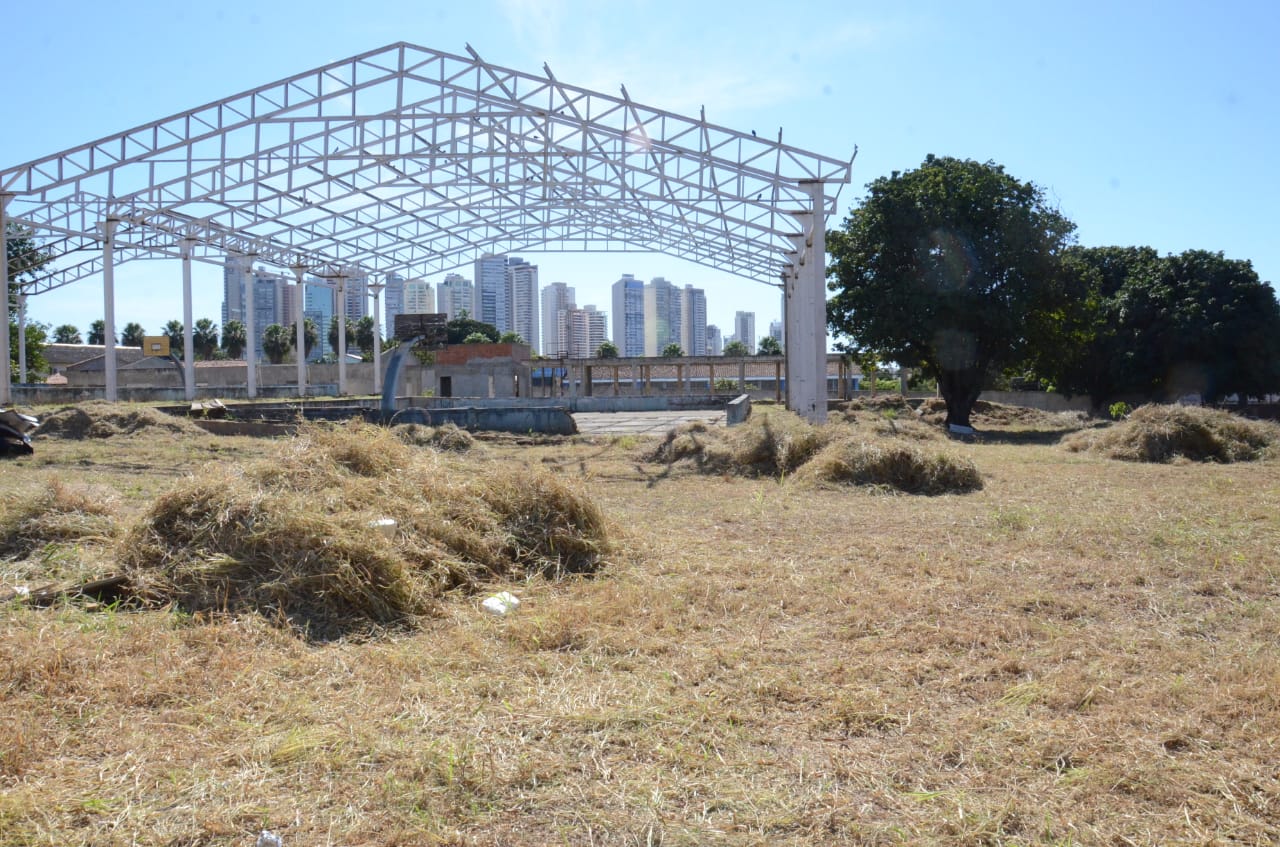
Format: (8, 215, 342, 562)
(798, 437, 983, 494)
(36, 402, 205, 439)
(0, 480, 120, 559)
(392, 421, 476, 452)
(646, 408, 981, 493)
(120, 420, 610, 640)
(645, 409, 830, 476)
(1063, 403, 1280, 463)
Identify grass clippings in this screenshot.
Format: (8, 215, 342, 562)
(917, 397, 1089, 430)
(0, 480, 120, 560)
(392, 420, 477, 452)
(1063, 403, 1280, 463)
(35, 401, 205, 439)
(799, 437, 983, 494)
(646, 407, 980, 493)
(119, 420, 610, 640)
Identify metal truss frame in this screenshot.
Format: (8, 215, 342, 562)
(1, 41, 854, 417)
(2, 41, 852, 292)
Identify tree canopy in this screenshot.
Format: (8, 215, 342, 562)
(827, 155, 1075, 428)
(88, 319, 112, 346)
(595, 340, 619, 359)
(262, 323, 293, 364)
(194, 318, 220, 360)
(446, 315, 500, 344)
(121, 322, 146, 349)
(757, 336, 782, 356)
(1035, 247, 1280, 406)
(328, 316, 357, 356)
(222, 320, 247, 359)
(661, 343, 684, 357)
(53, 324, 82, 344)
(354, 316, 378, 359)
(499, 331, 526, 345)
(722, 340, 750, 357)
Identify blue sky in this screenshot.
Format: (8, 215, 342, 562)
(4, 0, 1278, 347)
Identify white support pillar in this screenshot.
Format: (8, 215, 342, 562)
(17, 293, 27, 384)
(369, 282, 384, 396)
(293, 266, 307, 398)
(243, 255, 257, 399)
(181, 239, 196, 401)
(337, 277, 348, 396)
(102, 218, 120, 403)
(0, 193, 11, 405)
(805, 180, 829, 423)
(782, 180, 829, 424)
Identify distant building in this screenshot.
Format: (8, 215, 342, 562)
(541, 282, 576, 357)
(643, 276, 682, 356)
(768, 319, 784, 347)
(404, 279, 434, 314)
(681, 284, 707, 356)
(706, 324, 723, 356)
(436, 273, 473, 320)
(507, 257, 540, 351)
(473, 253, 509, 331)
(304, 280, 335, 362)
(611, 274, 645, 357)
(568, 305, 608, 358)
(383, 273, 406, 329)
(735, 311, 757, 354)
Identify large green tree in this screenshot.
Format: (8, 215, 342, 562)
(1037, 247, 1280, 406)
(827, 155, 1076, 428)
(6, 225, 54, 382)
(354, 315, 379, 359)
(328, 316, 357, 356)
(163, 319, 185, 352)
(445, 314, 500, 344)
(595, 340, 619, 359)
(722, 340, 750, 357)
(757, 336, 782, 356)
(661, 342, 684, 357)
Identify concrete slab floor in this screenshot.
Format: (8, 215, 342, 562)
(571, 409, 726, 435)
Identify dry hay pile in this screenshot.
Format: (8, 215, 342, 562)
(838, 393, 915, 414)
(646, 409, 981, 494)
(1063, 404, 1280, 463)
(798, 439, 983, 494)
(0, 481, 120, 559)
(645, 411, 829, 476)
(120, 421, 610, 640)
(36, 402, 205, 439)
(392, 421, 477, 452)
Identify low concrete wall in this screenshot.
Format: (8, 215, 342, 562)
(386, 406, 577, 435)
(726, 394, 752, 426)
(978, 391, 1093, 412)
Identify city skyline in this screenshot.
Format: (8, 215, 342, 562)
(6, 2, 1275, 355)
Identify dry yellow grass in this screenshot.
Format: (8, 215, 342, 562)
(2, 405, 1279, 845)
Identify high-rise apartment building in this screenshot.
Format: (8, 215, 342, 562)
(734, 311, 757, 354)
(680, 284, 707, 356)
(568, 305, 608, 358)
(540, 282, 576, 357)
(768, 320, 784, 347)
(436, 273, 473, 320)
(506, 257, 539, 351)
(706, 324, 723, 356)
(643, 276, 682, 356)
(304, 280, 335, 362)
(611, 274, 645, 357)
(404, 279, 434, 314)
(473, 253, 509, 331)
(383, 273, 406, 331)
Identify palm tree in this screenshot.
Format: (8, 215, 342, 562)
(163, 319, 185, 352)
(87, 319, 111, 346)
(328, 316, 356, 356)
(261, 323, 293, 364)
(121, 322, 146, 348)
(354, 315, 378, 360)
(222, 320, 247, 359)
(661, 343, 684, 357)
(302, 317, 319, 360)
(757, 336, 782, 355)
(194, 318, 219, 360)
(723, 340, 750, 357)
(53, 324, 82, 344)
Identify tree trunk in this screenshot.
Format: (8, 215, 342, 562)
(937, 368, 983, 429)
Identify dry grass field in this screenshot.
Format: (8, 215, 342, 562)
(2, 402, 1279, 845)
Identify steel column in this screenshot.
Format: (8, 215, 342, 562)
(243, 255, 257, 399)
(293, 266, 307, 397)
(181, 239, 196, 401)
(337, 277, 348, 396)
(17, 294, 27, 384)
(0, 193, 10, 405)
(102, 218, 120, 403)
(369, 282, 384, 395)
